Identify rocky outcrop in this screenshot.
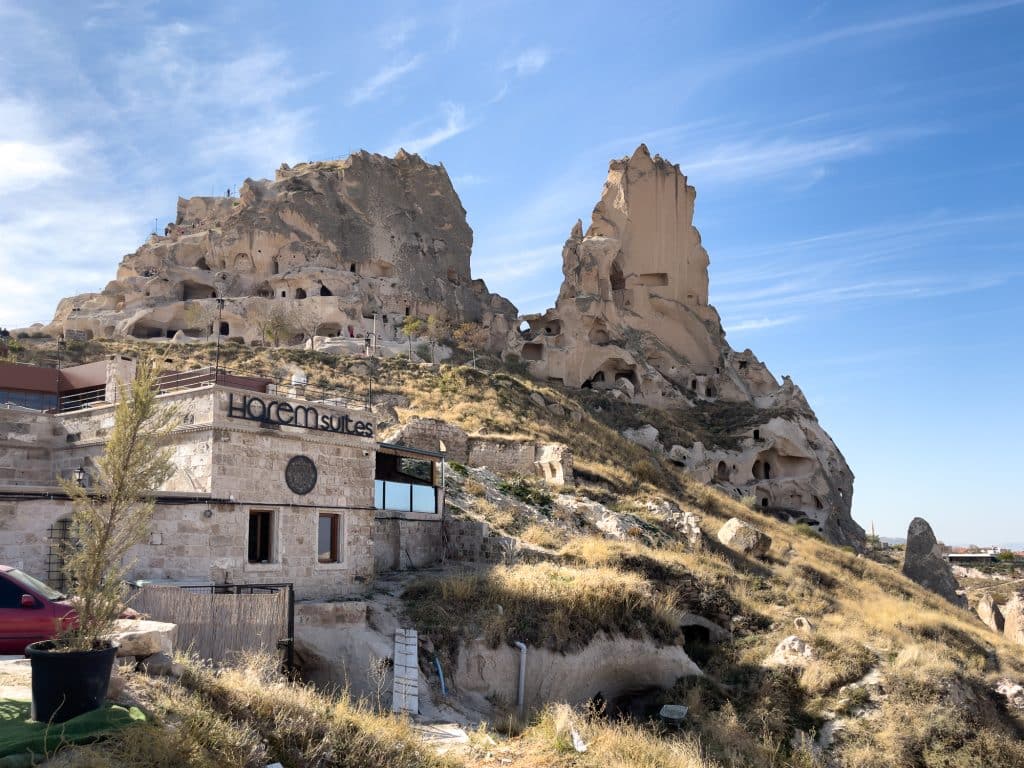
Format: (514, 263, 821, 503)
(48, 151, 517, 349)
(901, 517, 966, 607)
(1001, 593, 1024, 645)
(505, 145, 860, 547)
(717, 517, 772, 557)
(765, 635, 815, 667)
(977, 594, 1005, 633)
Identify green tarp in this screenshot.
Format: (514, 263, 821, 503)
(0, 699, 146, 767)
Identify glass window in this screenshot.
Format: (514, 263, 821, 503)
(0, 575, 26, 608)
(374, 480, 385, 509)
(5, 568, 63, 601)
(318, 514, 340, 563)
(384, 481, 411, 512)
(411, 485, 437, 514)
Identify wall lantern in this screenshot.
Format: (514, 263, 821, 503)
(73, 465, 86, 487)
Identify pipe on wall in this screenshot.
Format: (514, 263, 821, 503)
(514, 641, 527, 715)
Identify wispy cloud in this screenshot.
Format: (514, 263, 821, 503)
(505, 47, 549, 76)
(348, 55, 424, 105)
(387, 102, 469, 155)
(726, 316, 800, 333)
(723, 0, 1024, 73)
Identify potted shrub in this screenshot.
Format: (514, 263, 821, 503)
(27, 358, 177, 723)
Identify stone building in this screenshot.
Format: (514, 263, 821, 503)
(0, 359, 445, 599)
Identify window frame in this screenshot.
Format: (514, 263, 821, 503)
(246, 508, 278, 565)
(317, 513, 341, 564)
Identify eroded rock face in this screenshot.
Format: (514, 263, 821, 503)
(977, 594, 1005, 633)
(506, 145, 860, 547)
(49, 150, 517, 349)
(901, 517, 967, 607)
(717, 517, 772, 558)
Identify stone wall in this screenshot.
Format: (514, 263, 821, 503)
(0, 385, 380, 600)
(0, 407, 55, 486)
(374, 512, 443, 571)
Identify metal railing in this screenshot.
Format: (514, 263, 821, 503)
(56, 365, 366, 413)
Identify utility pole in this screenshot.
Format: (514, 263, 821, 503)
(214, 298, 225, 378)
(55, 337, 63, 412)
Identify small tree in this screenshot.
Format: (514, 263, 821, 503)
(288, 302, 324, 346)
(402, 316, 426, 359)
(250, 303, 295, 347)
(425, 314, 451, 364)
(453, 322, 490, 367)
(184, 301, 220, 341)
(59, 358, 178, 650)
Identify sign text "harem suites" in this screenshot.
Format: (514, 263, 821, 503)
(227, 393, 374, 438)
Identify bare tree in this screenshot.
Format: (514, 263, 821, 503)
(184, 301, 220, 341)
(249, 303, 294, 347)
(288, 301, 325, 346)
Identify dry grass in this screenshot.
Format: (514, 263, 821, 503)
(22, 339, 1024, 767)
(60, 654, 454, 768)
(403, 562, 682, 665)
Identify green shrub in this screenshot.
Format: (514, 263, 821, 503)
(499, 475, 553, 510)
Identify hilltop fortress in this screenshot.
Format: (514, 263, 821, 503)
(33, 145, 860, 546)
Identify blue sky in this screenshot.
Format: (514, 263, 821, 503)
(1, 1, 1022, 544)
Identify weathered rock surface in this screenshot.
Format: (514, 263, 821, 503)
(717, 517, 772, 557)
(977, 594, 1005, 633)
(138, 651, 184, 678)
(1001, 592, 1024, 645)
(765, 635, 814, 667)
(111, 618, 177, 658)
(901, 517, 966, 607)
(505, 145, 860, 547)
(48, 151, 517, 349)
(995, 678, 1024, 709)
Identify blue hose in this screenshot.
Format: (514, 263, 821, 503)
(434, 656, 447, 696)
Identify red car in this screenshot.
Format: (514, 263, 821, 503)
(0, 565, 77, 654)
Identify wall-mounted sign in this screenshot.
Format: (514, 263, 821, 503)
(227, 393, 374, 438)
(285, 455, 318, 495)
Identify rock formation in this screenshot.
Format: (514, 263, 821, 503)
(717, 517, 772, 558)
(507, 145, 859, 546)
(901, 517, 966, 607)
(46, 151, 516, 349)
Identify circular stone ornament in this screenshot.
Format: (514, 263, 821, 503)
(285, 455, 318, 495)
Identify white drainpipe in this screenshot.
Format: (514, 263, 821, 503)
(514, 641, 527, 715)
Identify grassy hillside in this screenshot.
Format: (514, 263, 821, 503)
(15, 339, 1024, 767)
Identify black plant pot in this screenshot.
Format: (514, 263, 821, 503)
(25, 640, 118, 724)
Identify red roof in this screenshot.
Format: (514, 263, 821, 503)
(0, 361, 106, 394)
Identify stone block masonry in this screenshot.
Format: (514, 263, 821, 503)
(392, 628, 419, 715)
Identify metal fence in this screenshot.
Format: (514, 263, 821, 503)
(128, 582, 294, 670)
(57, 365, 366, 413)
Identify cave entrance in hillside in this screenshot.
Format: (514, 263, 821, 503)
(295, 288, 307, 299)
(195, 257, 210, 270)
(763, 462, 771, 480)
(716, 461, 729, 481)
(219, 322, 229, 336)
(319, 284, 332, 296)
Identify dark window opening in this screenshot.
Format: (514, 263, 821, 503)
(319, 285, 332, 296)
(405, 306, 410, 316)
(281, 291, 287, 298)
(219, 321, 229, 336)
(350, 264, 356, 273)
(195, 257, 209, 270)
(716, 461, 729, 481)
(318, 513, 340, 563)
(814, 496, 823, 510)
(691, 380, 697, 390)
(705, 384, 717, 398)
(761, 498, 769, 508)
(272, 259, 280, 275)
(753, 429, 760, 440)
(248, 510, 273, 563)
(295, 288, 307, 299)
(738, 360, 748, 370)
(763, 462, 771, 480)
